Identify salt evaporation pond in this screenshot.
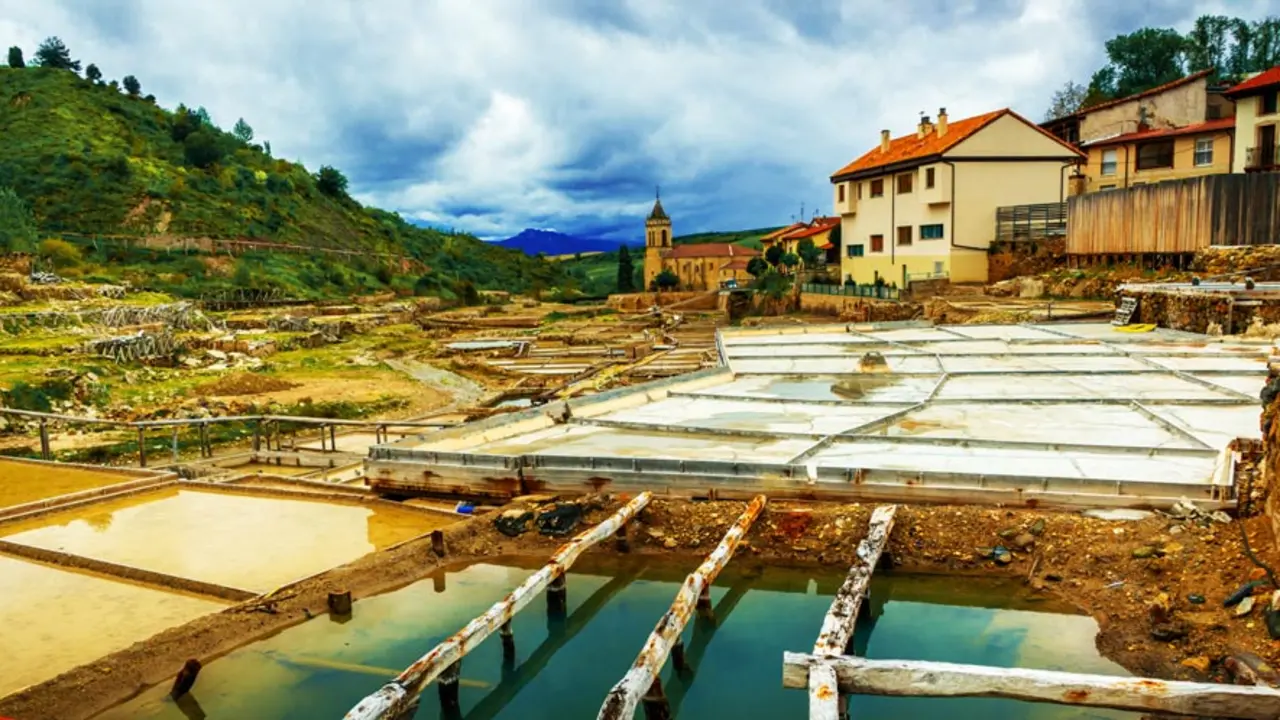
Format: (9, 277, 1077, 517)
(98, 557, 1134, 719)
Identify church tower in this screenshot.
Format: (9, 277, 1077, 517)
(643, 187, 672, 290)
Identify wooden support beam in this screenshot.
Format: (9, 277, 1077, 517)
(330, 424, 337, 451)
(782, 654, 1280, 720)
(137, 426, 147, 467)
(344, 492, 652, 720)
(812, 505, 896, 657)
(597, 495, 767, 720)
(641, 678, 671, 720)
(38, 418, 50, 460)
(809, 663, 840, 720)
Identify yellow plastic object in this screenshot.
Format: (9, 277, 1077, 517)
(1114, 323, 1156, 333)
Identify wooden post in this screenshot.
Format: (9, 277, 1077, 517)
(616, 522, 630, 553)
(641, 678, 671, 720)
(344, 492, 653, 720)
(199, 423, 210, 458)
(328, 590, 353, 616)
(253, 420, 261, 453)
(172, 427, 180, 463)
(547, 572, 567, 617)
(319, 425, 328, 452)
(500, 620, 515, 661)
(782, 653, 1280, 720)
(170, 658, 202, 699)
(137, 426, 147, 467)
(671, 637, 687, 672)
(431, 529, 446, 557)
(438, 660, 461, 711)
(38, 418, 50, 460)
(330, 424, 337, 451)
(696, 584, 713, 621)
(597, 496, 766, 720)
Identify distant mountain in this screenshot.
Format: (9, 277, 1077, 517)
(493, 228, 640, 256)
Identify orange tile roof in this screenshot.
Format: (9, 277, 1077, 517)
(720, 257, 753, 271)
(1083, 118, 1235, 147)
(831, 110, 1006, 179)
(666, 243, 761, 259)
(786, 217, 840, 240)
(1079, 69, 1214, 114)
(1226, 66, 1280, 97)
(830, 109, 1079, 181)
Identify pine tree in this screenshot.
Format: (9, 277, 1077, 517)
(7, 46, 25, 68)
(32, 37, 80, 72)
(232, 118, 254, 143)
(122, 75, 140, 96)
(616, 245, 635, 293)
(85, 64, 102, 82)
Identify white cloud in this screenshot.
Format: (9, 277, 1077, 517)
(0, 0, 1272, 240)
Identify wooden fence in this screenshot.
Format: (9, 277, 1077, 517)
(1066, 173, 1280, 255)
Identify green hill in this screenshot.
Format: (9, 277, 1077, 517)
(673, 227, 781, 251)
(0, 66, 567, 299)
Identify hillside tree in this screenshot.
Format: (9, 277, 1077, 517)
(1044, 80, 1088, 120)
(183, 131, 226, 168)
(32, 36, 80, 73)
(1184, 15, 1233, 79)
(0, 187, 38, 253)
(7, 46, 23, 68)
(315, 165, 348, 198)
(232, 118, 254, 143)
(796, 237, 824, 267)
(122, 75, 140, 96)
(781, 252, 800, 272)
(85, 64, 102, 83)
(746, 256, 768, 278)
(654, 268, 678, 291)
(195, 106, 212, 126)
(615, 245, 635, 292)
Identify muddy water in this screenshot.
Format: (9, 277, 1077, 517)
(0, 488, 439, 592)
(0, 555, 225, 697)
(97, 558, 1134, 719)
(0, 458, 142, 509)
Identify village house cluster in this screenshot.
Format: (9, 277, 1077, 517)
(642, 65, 1280, 291)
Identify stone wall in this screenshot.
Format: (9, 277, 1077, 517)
(987, 238, 1066, 283)
(799, 292, 922, 322)
(1122, 287, 1280, 335)
(902, 277, 950, 300)
(607, 292, 716, 312)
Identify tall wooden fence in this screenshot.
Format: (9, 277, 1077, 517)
(1066, 173, 1280, 255)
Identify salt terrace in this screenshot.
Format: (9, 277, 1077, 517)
(369, 321, 1269, 509)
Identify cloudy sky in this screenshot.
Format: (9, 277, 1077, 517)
(1, 1, 1274, 241)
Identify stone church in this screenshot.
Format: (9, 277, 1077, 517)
(642, 194, 759, 291)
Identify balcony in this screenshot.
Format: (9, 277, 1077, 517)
(1246, 144, 1280, 172)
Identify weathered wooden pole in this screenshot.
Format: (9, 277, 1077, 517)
(319, 425, 328, 452)
(330, 424, 337, 451)
(171, 427, 180, 463)
(810, 505, 897, 720)
(253, 419, 261, 453)
(344, 493, 652, 720)
(137, 426, 147, 467)
(615, 522, 630, 553)
(500, 620, 515, 661)
(38, 418, 50, 460)
(431, 529, 446, 557)
(782, 654, 1280, 720)
(329, 590, 353, 616)
(671, 638, 687, 672)
(597, 495, 767, 720)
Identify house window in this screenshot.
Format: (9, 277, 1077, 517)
(1194, 137, 1214, 167)
(1264, 91, 1278, 115)
(1099, 184, 1117, 190)
(1101, 149, 1118, 176)
(847, 244, 864, 258)
(925, 167, 935, 189)
(896, 225, 912, 246)
(1136, 140, 1175, 170)
(870, 179, 884, 197)
(920, 223, 944, 240)
(870, 234, 884, 253)
(838, 184, 846, 203)
(896, 173, 913, 194)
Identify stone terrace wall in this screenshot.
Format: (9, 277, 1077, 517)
(799, 292, 922, 322)
(1121, 287, 1280, 335)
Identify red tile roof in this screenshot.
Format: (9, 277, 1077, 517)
(1226, 66, 1280, 97)
(761, 223, 806, 241)
(1080, 69, 1214, 114)
(720, 257, 753, 271)
(830, 109, 1081, 180)
(665, 243, 760, 259)
(786, 217, 840, 239)
(1083, 118, 1235, 147)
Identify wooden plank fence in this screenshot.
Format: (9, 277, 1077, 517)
(1066, 173, 1280, 255)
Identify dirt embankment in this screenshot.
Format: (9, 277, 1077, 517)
(6, 496, 1278, 720)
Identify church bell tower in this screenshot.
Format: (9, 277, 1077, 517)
(643, 187, 672, 290)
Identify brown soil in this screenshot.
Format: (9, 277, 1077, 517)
(192, 373, 298, 397)
(5, 496, 1278, 720)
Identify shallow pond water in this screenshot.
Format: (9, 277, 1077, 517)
(0, 488, 439, 592)
(97, 557, 1133, 719)
(0, 458, 144, 509)
(0, 555, 225, 697)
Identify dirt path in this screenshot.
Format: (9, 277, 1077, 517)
(385, 357, 488, 411)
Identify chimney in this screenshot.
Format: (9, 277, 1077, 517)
(880, 129, 891, 153)
(937, 107, 948, 137)
(917, 115, 933, 138)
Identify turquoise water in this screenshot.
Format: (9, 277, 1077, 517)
(96, 557, 1133, 720)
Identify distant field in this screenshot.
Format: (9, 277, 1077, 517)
(546, 251, 604, 262)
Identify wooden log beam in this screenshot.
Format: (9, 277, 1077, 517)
(782, 654, 1280, 720)
(812, 505, 896, 657)
(343, 491, 653, 720)
(596, 495, 767, 720)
